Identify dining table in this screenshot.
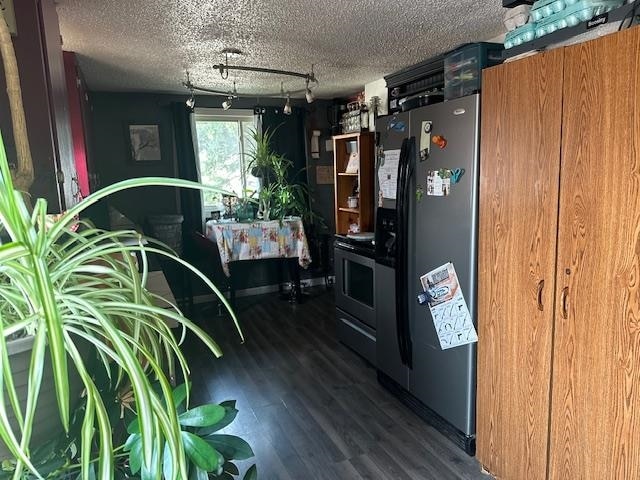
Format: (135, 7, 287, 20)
(205, 217, 312, 304)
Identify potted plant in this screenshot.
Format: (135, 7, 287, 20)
(245, 128, 278, 180)
(0, 379, 257, 479)
(0, 10, 255, 478)
(0, 131, 258, 478)
(245, 130, 324, 227)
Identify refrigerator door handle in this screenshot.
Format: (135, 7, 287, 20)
(394, 136, 416, 369)
(402, 137, 415, 368)
(395, 138, 408, 366)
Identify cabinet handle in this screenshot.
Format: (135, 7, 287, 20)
(537, 280, 545, 311)
(561, 287, 569, 319)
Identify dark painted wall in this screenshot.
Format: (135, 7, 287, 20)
(87, 91, 336, 290)
(89, 93, 181, 224)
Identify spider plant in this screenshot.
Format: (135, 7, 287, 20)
(0, 129, 242, 480)
(245, 127, 278, 179)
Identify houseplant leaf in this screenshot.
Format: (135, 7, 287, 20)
(197, 401, 238, 435)
(188, 465, 209, 480)
(128, 437, 143, 475)
(181, 431, 222, 472)
(178, 405, 226, 428)
(243, 464, 257, 480)
(172, 382, 190, 409)
(205, 434, 254, 461)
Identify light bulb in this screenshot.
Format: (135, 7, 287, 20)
(305, 88, 314, 104)
(283, 94, 292, 115)
(186, 94, 195, 109)
(222, 97, 233, 110)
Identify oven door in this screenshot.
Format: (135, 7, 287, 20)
(334, 246, 376, 329)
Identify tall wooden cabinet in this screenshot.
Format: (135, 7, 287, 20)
(478, 27, 640, 479)
(332, 132, 374, 234)
(477, 48, 564, 480)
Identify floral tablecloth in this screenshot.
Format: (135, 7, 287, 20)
(205, 217, 312, 277)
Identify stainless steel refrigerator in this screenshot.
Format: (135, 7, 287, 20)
(374, 94, 480, 455)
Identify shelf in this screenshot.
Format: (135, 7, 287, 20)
(338, 208, 360, 214)
(333, 132, 374, 235)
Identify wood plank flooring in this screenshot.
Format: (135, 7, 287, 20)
(186, 288, 488, 480)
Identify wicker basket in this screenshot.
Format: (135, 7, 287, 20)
(146, 214, 184, 255)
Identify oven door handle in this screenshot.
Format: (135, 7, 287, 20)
(334, 246, 376, 267)
(335, 241, 356, 251)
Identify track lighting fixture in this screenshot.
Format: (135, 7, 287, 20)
(305, 79, 315, 104)
(182, 52, 319, 101)
(305, 89, 314, 104)
(186, 91, 195, 109)
(222, 81, 238, 110)
(185, 72, 196, 109)
(280, 82, 292, 115)
(284, 93, 292, 115)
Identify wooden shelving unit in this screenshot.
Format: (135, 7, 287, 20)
(332, 132, 375, 235)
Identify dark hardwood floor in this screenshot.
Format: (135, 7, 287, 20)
(186, 288, 488, 480)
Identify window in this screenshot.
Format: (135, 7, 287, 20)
(192, 109, 258, 210)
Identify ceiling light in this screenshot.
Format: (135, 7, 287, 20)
(305, 79, 315, 104)
(185, 72, 196, 109)
(222, 81, 238, 110)
(283, 93, 292, 115)
(305, 89, 314, 104)
(186, 92, 195, 109)
(183, 53, 319, 99)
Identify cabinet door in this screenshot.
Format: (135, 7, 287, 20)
(477, 49, 564, 479)
(550, 27, 640, 480)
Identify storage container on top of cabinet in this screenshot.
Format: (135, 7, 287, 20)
(477, 26, 640, 480)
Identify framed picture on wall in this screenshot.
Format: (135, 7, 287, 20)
(128, 124, 161, 162)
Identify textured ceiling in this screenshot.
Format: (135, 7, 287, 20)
(56, 0, 506, 98)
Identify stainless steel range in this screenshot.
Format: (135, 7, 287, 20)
(334, 234, 376, 365)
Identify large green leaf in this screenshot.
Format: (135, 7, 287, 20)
(223, 461, 240, 475)
(198, 402, 238, 435)
(181, 431, 222, 472)
(188, 465, 209, 480)
(205, 434, 254, 461)
(172, 383, 190, 409)
(178, 405, 226, 428)
(128, 437, 143, 475)
(243, 464, 258, 480)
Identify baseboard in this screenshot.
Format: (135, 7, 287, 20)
(191, 276, 328, 304)
(377, 370, 476, 456)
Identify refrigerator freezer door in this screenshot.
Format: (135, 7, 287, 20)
(375, 112, 411, 211)
(375, 263, 408, 389)
(408, 95, 480, 436)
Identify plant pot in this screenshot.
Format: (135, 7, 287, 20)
(0, 336, 85, 460)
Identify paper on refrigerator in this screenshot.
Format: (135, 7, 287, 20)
(420, 262, 478, 350)
(378, 149, 400, 199)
